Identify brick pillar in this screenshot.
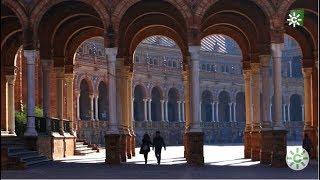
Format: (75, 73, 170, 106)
(105, 134, 120, 164)
(187, 132, 204, 165)
(120, 134, 127, 162)
(127, 134, 132, 159)
(131, 133, 136, 157)
(243, 69, 252, 159)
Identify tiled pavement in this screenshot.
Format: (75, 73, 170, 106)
(1, 145, 318, 179)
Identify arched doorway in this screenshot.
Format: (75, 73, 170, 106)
(151, 87, 162, 122)
(98, 81, 108, 120)
(133, 85, 146, 121)
(80, 80, 91, 120)
(201, 90, 213, 122)
(218, 91, 231, 122)
(168, 88, 179, 122)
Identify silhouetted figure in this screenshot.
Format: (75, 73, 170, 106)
(152, 131, 166, 165)
(140, 133, 152, 164)
(302, 134, 312, 156)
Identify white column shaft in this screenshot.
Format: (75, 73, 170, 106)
(211, 103, 215, 122)
(143, 99, 148, 122)
(178, 101, 181, 122)
(233, 102, 236, 122)
(90, 96, 94, 120)
(6, 75, 16, 134)
(228, 103, 232, 122)
(160, 100, 164, 121)
(287, 104, 291, 122)
(148, 99, 152, 121)
(182, 101, 185, 122)
(95, 96, 99, 120)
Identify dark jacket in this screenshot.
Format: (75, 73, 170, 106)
(153, 136, 166, 151)
(140, 139, 152, 154)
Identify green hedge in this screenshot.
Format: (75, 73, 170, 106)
(15, 106, 43, 136)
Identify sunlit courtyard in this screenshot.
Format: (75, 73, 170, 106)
(2, 145, 318, 179)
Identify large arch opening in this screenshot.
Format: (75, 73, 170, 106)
(79, 80, 91, 120)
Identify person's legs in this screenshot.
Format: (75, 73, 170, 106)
(155, 149, 162, 164)
(144, 153, 148, 164)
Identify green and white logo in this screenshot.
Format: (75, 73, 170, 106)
(287, 9, 304, 27)
(286, 147, 309, 170)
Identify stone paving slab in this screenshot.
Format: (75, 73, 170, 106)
(1, 145, 318, 179)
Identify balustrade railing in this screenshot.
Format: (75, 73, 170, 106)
(35, 117, 47, 133)
(51, 118, 60, 133)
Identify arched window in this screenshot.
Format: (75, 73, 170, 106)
(151, 87, 162, 121)
(290, 94, 302, 121)
(168, 88, 179, 122)
(235, 92, 246, 122)
(98, 82, 108, 120)
(218, 91, 230, 122)
(201, 90, 213, 122)
(134, 85, 146, 121)
(80, 80, 91, 120)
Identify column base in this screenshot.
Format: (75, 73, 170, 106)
(271, 130, 287, 167)
(105, 134, 120, 165)
(186, 132, 204, 166)
(127, 134, 132, 159)
(131, 135, 136, 157)
(260, 130, 273, 164)
(120, 134, 127, 162)
(250, 130, 261, 161)
(24, 126, 38, 137)
(243, 131, 251, 159)
(183, 133, 189, 160)
(303, 128, 318, 159)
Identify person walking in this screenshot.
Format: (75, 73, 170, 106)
(302, 134, 312, 156)
(152, 131, 166, 165)
(140, 133, 153, 164)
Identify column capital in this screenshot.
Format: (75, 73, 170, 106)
(271, 43, 284, 58)
(24, 50, 37, 65)
(143, 98, 148, 102)
(6, 75, 16, 85)
(64, 73, 74, 85)
(188, 46, 201, 60)
(302, 67, 313, 78)
(41, 59, 53, 68)
(55, 67, 65, 78)
(243, 69, 251, 80)
(105, 47, 118, 62)
(260, 55, 271, 67)
(251, 63, 260, 74)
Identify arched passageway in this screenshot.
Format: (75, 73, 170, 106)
(151, 87, 162, 122)
(80, 80, 91, 120)
(218, 91, 231, 122)
(201, 90, 213, 122)
(168, 88, 179, 122)
(134, 85, 146, 121)
(98, 81, 108, 120)
(290, 94, 303, 122)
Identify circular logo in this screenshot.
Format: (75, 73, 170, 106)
(286, 147, 309, 170)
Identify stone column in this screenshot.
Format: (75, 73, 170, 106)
(24, 50, 38, 136)
(211, 102, 215, 122)
(302, 68, 312, 130)
(287, 103, 291, 122)
(76, 93, 80, 120)
(243, 70, 252, 158)
(188, 46, 204, 165)
(182, 101, 185, 122)
(269, 103, 272, 122)
(178, 101, 181, 122)
(228, 103, 233, 122)
(56, 67, 65, 135)
(215, 102, 219, 122)
(165, 100, 169, 122)
(199, 101, 202, 122)
(301, 104, 304, 122)
(271, 43, 287, 167)
(143, 99, 148, 121)
(89, 95, 94, 120)
(65, 74, 74, 134)
(105, 47, 120, 164)
(148, 99, 152, 122)
(288, 61, 292, 77)
(160, 100, 165, 121)
(259, 55, 273, 164)
(132, 98, 135, 122)
(42, 60, 52, 132)
(6, 75, 16, 134)
(282, 104, 286, 122)
(95, 96, 99, 120)
(250, 63, 261, 161)
(233, 102, 236, 122)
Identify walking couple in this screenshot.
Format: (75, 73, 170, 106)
(139, 131, 166, 165)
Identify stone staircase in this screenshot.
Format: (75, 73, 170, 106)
(75, 139, 99, 155)
(1, 137, 50, 169)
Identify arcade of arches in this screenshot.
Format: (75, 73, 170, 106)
(1, 0, 318, 167)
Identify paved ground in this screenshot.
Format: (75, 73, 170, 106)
(2, 145, 318, 179)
